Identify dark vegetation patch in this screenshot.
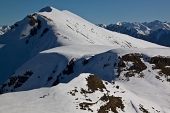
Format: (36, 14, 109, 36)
(79, 93, 124, 113)
(21, 34, 26, 37)
(98, 95, 124, 113)
(103, 63, 110, 68)
(25, 39, 29, 44)
(10, 23, 19, 30)
(82, 59, 88, 66)
(69, 74, 125, 113)
(37, 19, 41, 29)
(68, 88, 78, 96)
(150, 56, 170, 82)
(62, 58, 74, 75)
(30, 27, 37, 36)
(40, 28, 49, 37)
(56, 33, 60, 35)
(8, 76, 18, 87)
(79, 102, 94, 112)
(52, 73, 61, 86)
(47, 76, 53, 81)
(117, 53, 147, 81)
(66, 24, 74, 31)
(39, 93, 49, 98)
(0, 71, 33, 94)
(86, 75, 106, 93)
(139, 104, 149, 113)
(27, 15, 37, 26)
(14, 23, 18, 26)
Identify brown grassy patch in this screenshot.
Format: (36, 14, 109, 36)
(86, 75, 106, 92)
(150, 56, 170, 78)
(79, 93, 124, 113)
(98, 95, 124, 113)
(117, 53, 147, 80)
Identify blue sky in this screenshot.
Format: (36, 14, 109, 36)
(0, 0, 170, 25)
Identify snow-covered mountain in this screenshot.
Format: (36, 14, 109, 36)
(0, 25, 10, 35)
(0, 6, 170, 113)
(103, 20, 170, 47)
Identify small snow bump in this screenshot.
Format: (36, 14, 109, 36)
(39, 6, 54, 12)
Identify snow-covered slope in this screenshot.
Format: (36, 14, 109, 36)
(103, 20, 170, 47)
(0, 6, 164, 85)
(0, 6, 170, 113)
(0, 45, 170, 113)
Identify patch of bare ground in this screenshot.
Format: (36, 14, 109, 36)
(150, 56, 170, 82)
(86, 74, 106, 92)
(79, 74, 124, 113)
(98, 95, 124, 113)
(117, 53, 147, 81)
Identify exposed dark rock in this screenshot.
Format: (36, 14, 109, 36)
(47, 76, 53, 81)
(40, 28, 49, 37)
(139, 104, 149, 113)
(62, 58, 74, 75)
(117, 53, 147, 80)
(30, 27, 37, 36)
(150, 56, 170, 82)
(27, 15, 37, 26)
(37, 19, 41, 29)
(82, 59, 88, 66)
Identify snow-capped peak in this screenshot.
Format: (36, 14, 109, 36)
(142, 20, 170, 31)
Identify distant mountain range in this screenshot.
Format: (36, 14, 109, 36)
(0, 26, 10, 35)
(98, 20, 170, 47)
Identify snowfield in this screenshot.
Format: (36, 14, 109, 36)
(0, 6, 170, 113)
